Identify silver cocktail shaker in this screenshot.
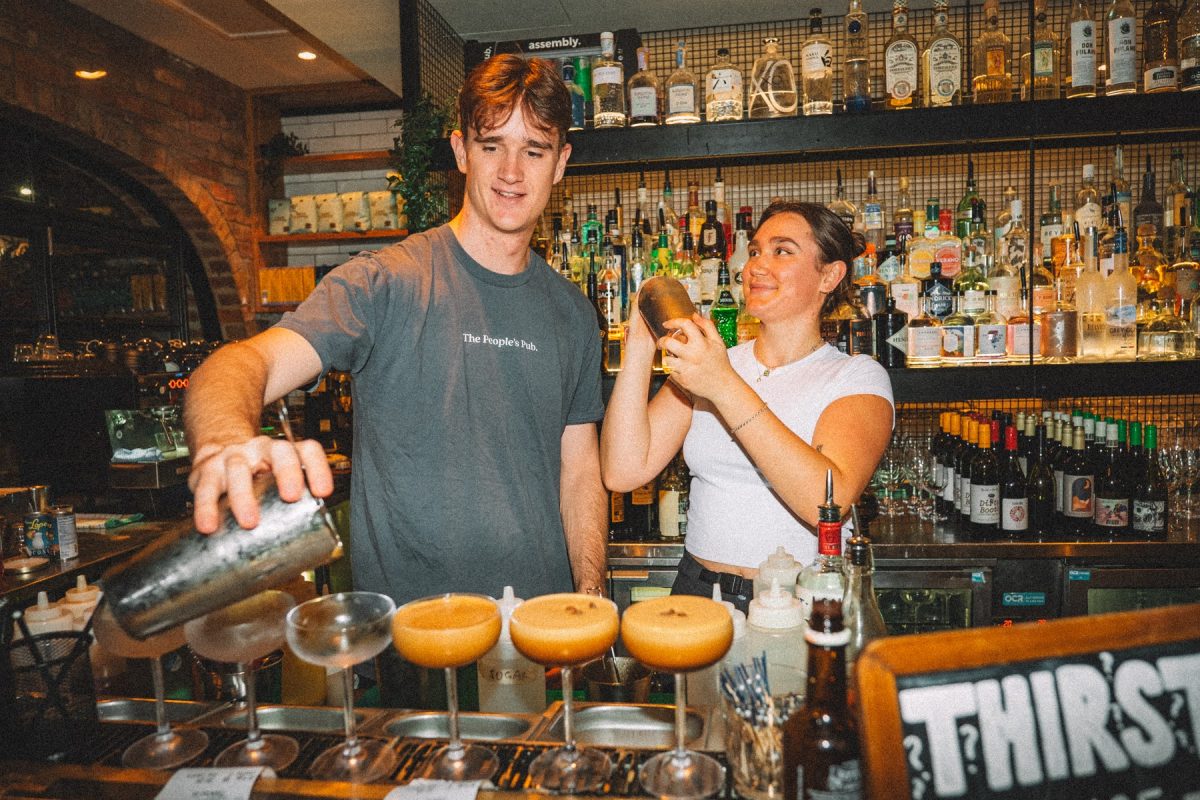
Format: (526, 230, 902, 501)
(637, 276, 697, 341)
(100, 474, 341, 639)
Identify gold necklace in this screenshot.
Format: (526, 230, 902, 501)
(756, 339, 824, 381)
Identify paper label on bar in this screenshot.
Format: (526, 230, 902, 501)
(385, 779, 493, 800)
(156, 767, 273, 800)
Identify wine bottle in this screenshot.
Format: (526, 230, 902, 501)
(1131, 424, 1169, 537)
(1094, 423, 1131, 536)
(1000, 425, 1028, 535)
(1062, 426, 1096, 535)
(969, 422, 1000, 535)
(1027, 425, 1058, 536)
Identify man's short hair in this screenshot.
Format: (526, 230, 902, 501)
(458, 54, 571, 146)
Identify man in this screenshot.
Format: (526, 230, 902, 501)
(184, 55, 607, 701)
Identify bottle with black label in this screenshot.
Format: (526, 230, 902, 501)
(782, 599, 862, 800)
(873, 295, 908, 368)
(1132, 424, 1168, 537)
(1094, 423, 1131, 535)
(922, 261, 955, 320)
(969, 422, 1000, 535)
(1000, 424, 1029, 535)
(1062, 426, 1096, 535)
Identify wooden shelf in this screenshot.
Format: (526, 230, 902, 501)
(258, 229, 408, 244)
(282, 150, 393, 175)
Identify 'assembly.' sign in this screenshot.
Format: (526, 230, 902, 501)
(897, 640, 1200, 800)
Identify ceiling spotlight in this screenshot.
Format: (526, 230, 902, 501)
(297, 51, 317, 61)
(18, 186, 33, 197)
(74, 69, 108, 80)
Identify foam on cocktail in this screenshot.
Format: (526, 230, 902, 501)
(509, 593, 619, 666)
(621, 595, 733, 672)
(392, 594, 501, 669)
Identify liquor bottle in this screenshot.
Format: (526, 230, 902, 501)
(782, 599, 862, 800)
(628, 47, 661, 127)
(974, 290, 1008, 361)
(1166, 219, 1200, 306)
(659, 171, 679, 247)
(657, 453, 689, 539)
(955, 158, 979, 239)
(1051, 420, 1072, 521)
(955, 208, 989, 299)
(1143, 0, 1181, 93)
(1094, 424, 1131, 535)
(1164, 149, 1191, 257)
(1133, 223, 1168, 302)
(1075, 164, 1103, 262)
(843, 0, 872, 112)
(908, 199, 941, 279)
(941, 414, 962, 516)
(1000, 425, 1029, 535)
(1022, 0, 1062, 100)
(993, 184, 1019, 252)
(862, 171, 885, 252)
(1140, 295, 1191, 358)
(561, 60, 586, 131)
(706, 47, 744, 122)
(828, 294, 873, 357)
(922, 0, 963, 107)
(1101, 204, 1138, 359)
(966, 197, 994, 277)
(885, 0, 920, 109)
(698, 200, 726, 310)
(973, 0, 1013, 103)
(1183, 0, 1200, 91)
(1063, 426, 1096, 534)
(592, 32, 627, 128)
(628, 227, 649, 298)
(842, 536, 887, 682)
(574, 55, 594, 125)
(940, 291, 975, 362)
(1105, 0, 1138, 95)
(855, 243, 887, 318)
(748, 37, 799, 118)
(1132, 154, 1161, 245)
(998, 199, 1030, 282)
(677, 231, 701, 304)
(922, 261, 955, 321)
(1026, 426, 1057, 535)
(1040, 184, 1065, 256)
(686, 182, 704, 242)
(969, 423, 1000, 535)
(893, 176, 916, 250)
(905, 293, 942, 369)
(1068, 0, 1098, 97)
(801, 9, 834, 116)
(1131, 424, 1168, 536)
(1111, 146, 1133, 233)
(796, 472, 847, 617)
(627, 476, 657, 540)
(828, 168, 858, 230)
(956, 418, 978, 521)
(873, 296, 908, 368)
(934, 208, 963, 279)
(1004, 283, 1042, 362)
(711, 263, 739, 348)
(665, 40, 701, 124)
(729, 223, 750, 304)
(713, 168, 733, 256)
(890, 251, 921, 321)
(1030, 251, 1057, 316)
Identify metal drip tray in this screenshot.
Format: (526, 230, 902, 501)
(377, 711, 535, 741)
(212, 704, 369, 732)
(536, 702, 707, 750)
(96, 698, 217, 724)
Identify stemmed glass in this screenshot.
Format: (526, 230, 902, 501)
(184, 590, 298, 769)
(286, 592, 397, 782)
(621, 595, 733, 799)
(92, 602, 209, 769)
(508, 593, 620, 793)
(391, 593, 501, 780)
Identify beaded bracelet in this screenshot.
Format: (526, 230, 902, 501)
(729, 402, 770, 436)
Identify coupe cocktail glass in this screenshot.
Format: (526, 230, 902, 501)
(93, 602, 209, 769)
(508, 593, 619, 793)
(621, 595, 733, 799)
(391, 593, 501, 780)
(184, 590, 298, 770)
(285, 591, 397, 782)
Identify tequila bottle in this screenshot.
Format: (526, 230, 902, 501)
(801, 9, 834, 116)
(1068, 0, 1098, 97)
(922, 0, 963, 107)
(972, 0, 1013, 103)
(940, 292, 976, 361)
(862, 170, 885, 252)
(705, 47, 744, 122)
(627, 47, 661, 127)
(828, 168, 858, 230)
(1183, 0, 1200, 91)
(592, 32, 626, 128)
(1022, 0, 1062, 100)
(748, 37, 798, 118)
(665, 41, 701, 124)
(561, 60, 586, 131)
(843, 0, 872, 112)
(884, 0, 920, 109)
(1143, 0, 1180, 92)
(1105, 0, 1139, 95)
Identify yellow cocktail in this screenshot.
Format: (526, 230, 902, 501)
(392, 593, 501, 669)
(621, 595, 733, 672)
(509, 593, 619, 666)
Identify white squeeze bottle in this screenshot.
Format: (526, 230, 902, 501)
(13, 592, 74, 667)
(686, 584, 747, 710)
(477, 586, 546, 713)
(753, 546, 802, 600)
(743, 578, 807, 699)
(60, 574, 102, 627)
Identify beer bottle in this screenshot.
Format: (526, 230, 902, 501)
(782, 599, 863, 800)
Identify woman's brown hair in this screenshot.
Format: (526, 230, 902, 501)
(756, 201, 866, 316)
(457, 54, 571, 146)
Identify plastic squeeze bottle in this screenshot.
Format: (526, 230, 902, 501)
(744, 578, 808, 700)
(686, 584, 748, 710)
(478, 586, 546, 713)
(753, 546, 803, 600)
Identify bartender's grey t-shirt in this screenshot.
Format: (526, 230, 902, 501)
(276, 224, 603, 604)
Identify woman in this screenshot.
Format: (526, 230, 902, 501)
(601, 201, 894, 612)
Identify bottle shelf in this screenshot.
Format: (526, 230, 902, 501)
(257, 229, 408, 244)
(282, 150, 393, 175)
(431, 93, 1200, 174)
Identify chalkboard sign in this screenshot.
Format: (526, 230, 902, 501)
(856, 603, 1200, 800)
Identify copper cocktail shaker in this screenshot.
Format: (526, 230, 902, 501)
(637, 276, 696, 341)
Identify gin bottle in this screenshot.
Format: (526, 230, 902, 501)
(627, 47, 660, 127)
(748, 37, 798, 118)
(705, 47, 743, 122)
(592, 32, 626, 128)
(801, 8, 834, 116)
(884, 0, 920, 109)
(1182, 0, 1200, 91)
(1068, 0, 1098, 97)
(922, 0, 963, 107)
(972, 0, 1013, 103)
(665, 40, 701, 124)
(1143, 0, 1180, 92)
(1105, 0, 1138, 95)
(843, 0, 872, 112)
(561, 60, 586, 131)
